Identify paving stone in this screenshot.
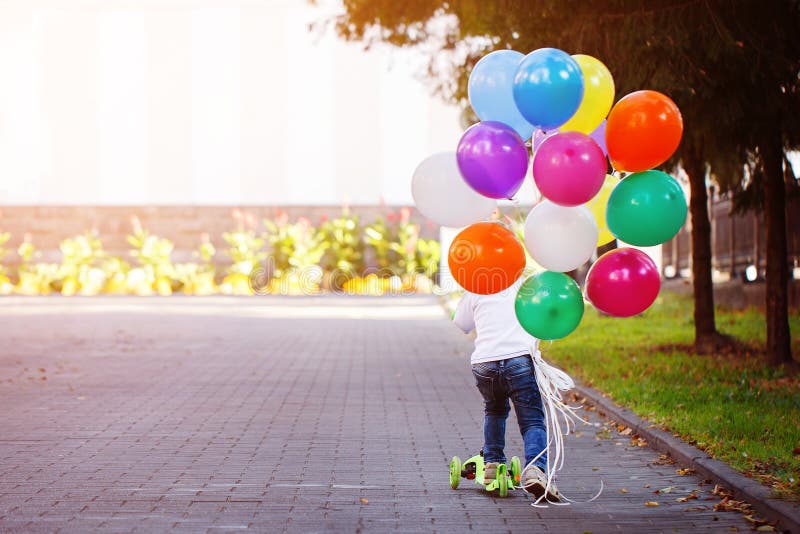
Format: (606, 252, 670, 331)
(0, 296, 755, 532)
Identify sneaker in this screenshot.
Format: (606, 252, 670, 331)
(523, 465, 560, 501)
(484, 462, 499, 485)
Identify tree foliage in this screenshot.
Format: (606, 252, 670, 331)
(333, 0, 800, 362)
(335, 1, 798, 166)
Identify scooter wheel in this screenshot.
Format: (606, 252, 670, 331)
(449, 456, 461, 489)
(510, 456, 522, 486)
(497, 468, 508, 497)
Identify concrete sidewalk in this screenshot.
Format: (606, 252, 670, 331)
(0, 296, 755, 532)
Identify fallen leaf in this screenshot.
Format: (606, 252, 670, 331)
(685, 506, 708, 512)
(619, 488, 629, 494)
(714, 496, 752, 513)
(676, 468, 696, 476)
(595, 429, 613, 440)
(712, 484, 728, 497)
(620, 427, 633, 436)
(742, 514, 775, 530)
(655, 486, 676, 494)
(677, 491, 700, 503)
(653, 454, 674, 465)
(645, 501, 659, 507)
(592, 467, 600, 471)
(644, 483, 651, 488)
(360, 498, 369, 505)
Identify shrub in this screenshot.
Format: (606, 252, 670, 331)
(127, 216, 178, 296)
(16, 235, 59, 296)
(56, 231, 107, 296)
(174, 234, 217, 296)
(320, 208, 365, 285)
(0, 232, 12, 294)
(0, 207, 442, 296)
(363, 216, 399, 275)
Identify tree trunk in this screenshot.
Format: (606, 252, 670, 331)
(754, 216, 761, 279)
(683, 140, 721, 352)
(762, 135, 792, 366)
(729, 213, 736, 279)
(672, 233, 679, 277)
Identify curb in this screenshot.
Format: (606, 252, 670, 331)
(575, 384, 800, 533)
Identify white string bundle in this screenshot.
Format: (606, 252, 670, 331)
(520, 348, 603, 507)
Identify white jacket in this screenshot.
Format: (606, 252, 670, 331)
(453, 278, 539, 365)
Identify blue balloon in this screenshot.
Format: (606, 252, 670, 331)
(512, 48, 584, 130)
(468, 50, 535, 141)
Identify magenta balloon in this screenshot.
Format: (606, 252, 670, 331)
(589, 120, 608, 156)
(456, 121, 529, 199)
(532, 131, 606, 206)
(585, 248, 661, 317)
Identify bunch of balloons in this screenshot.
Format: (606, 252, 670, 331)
(411, 47, 687, 341)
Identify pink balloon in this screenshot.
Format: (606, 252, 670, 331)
(532, 131, 607, 206)
(585, 248, 660, 317)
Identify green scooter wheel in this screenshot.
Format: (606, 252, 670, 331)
(510, 456, 521, 486)
(497, 465, 508, 497)
(449, 456, 461, 489)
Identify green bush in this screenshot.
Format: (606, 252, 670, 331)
(0, 208, 442, 295)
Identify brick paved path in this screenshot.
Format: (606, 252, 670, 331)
(0, 296, 752, 533)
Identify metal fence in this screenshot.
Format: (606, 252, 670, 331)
(661, 192, 800, 282)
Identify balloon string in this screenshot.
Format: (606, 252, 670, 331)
(520, 349, 602, 508)
(508, 196, 523, 226)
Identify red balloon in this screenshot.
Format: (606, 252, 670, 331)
(605, 90, 683, 172)
(448, 222, 525, 294)
(585, 248, 660, 317)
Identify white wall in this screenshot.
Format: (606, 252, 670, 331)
(0, 0, 463, 205)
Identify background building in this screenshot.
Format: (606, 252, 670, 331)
(0, 0, 462, 207)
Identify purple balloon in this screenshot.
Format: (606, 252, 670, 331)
(532, 131, 606, 206)
(589, 120, 608, 156)
(456, 121, 529, 199)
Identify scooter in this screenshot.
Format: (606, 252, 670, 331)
(449, 451, 521, 497)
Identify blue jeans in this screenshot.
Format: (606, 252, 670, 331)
(472, 355, 547, 471)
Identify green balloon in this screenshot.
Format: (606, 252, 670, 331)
(606, 170, 687, 246)
(514, 271, 584, 340)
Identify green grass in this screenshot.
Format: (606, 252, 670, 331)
(544, 292, 800, 499)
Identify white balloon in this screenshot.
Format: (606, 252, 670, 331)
(524, 201, 598, 272)
(411, 152, 497, 228)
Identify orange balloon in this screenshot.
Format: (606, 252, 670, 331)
(448, 222, 525, 295)
(605, 90, 683, 172)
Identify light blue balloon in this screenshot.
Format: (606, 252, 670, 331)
(468, 50, 535, 141)
(512, 48, 584, 130)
